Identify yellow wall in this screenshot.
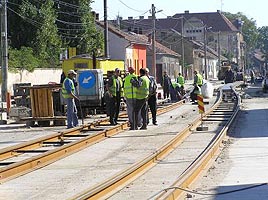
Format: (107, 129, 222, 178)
(62, 58, 124, 75)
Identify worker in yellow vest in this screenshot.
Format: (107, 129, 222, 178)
(176, 73, 185, 86)
(131, 68, 150, 130)
(124, 67, 137, 130)
(190, 70, 203, 103)
(170, 81, 182, 102)
(62, 70, 79, 129)
(106, 68, 123, 125)
(176, 72, 185, 96)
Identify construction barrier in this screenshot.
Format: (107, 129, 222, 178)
(197, 94, 205, 114)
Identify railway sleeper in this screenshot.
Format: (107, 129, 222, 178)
(0, 162, 16, 166)
(42, 141, 71, 146)
(15, 149, 49, 153)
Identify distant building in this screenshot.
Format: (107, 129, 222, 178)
(111, 10, 244, 75)
(95, 21, 180, 82)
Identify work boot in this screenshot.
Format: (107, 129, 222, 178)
(140, 126, 147, 130)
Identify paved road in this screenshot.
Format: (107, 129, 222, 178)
(191, 83, 268, 200)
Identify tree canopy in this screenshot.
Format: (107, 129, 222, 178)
(223, 12, 258, 51)
(7, 0, 104, 70)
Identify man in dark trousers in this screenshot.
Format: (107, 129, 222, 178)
(145, 68, 158, 125)
(161, 71, 171, 99)
(123, 67, 137, 130)
(106, 68, 123, 125)
(131, 68, 150, 130)
(224, 67, 235, 84)
(190, 70, 203, 102)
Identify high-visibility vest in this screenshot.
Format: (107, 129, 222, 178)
(136, 76, 150, 100)
(196, 74, 203, 86)
(177, 75, 185, 86)
(109, 76, 123, 97)
(172, 82, 181, 89)
(62, 77, 75, 99)
(124, 74, 137, 99)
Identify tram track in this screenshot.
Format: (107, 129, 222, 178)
(69, 85, 240, 200)
(0, 98, 186, 183)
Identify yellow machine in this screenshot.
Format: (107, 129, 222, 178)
(61, 56, 125, 76)
(61, 56, 125, 116)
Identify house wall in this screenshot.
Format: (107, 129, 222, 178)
(0, 68, 62, 97)
(133, 44, 147, 72)
(107, 31, 128, 62)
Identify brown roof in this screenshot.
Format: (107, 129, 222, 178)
(116, 11, 239, 34)
(254, 49, 265, 62)
(96, 21, 148, 45)
(138, 34, 180, 57)
(96, 21, 179, 57)
(173, 11, 238, 32)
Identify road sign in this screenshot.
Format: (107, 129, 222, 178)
(78, 71, 96, 89)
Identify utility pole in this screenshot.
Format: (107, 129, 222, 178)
(1, 0, 8, 102)
(181, 17, 185, 76)
(104, 0, 109, 58)
(151, 4, 156, 79)
(204, 26, 208, 80)
(218, 32, 221, 72)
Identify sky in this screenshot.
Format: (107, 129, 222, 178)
(91, 0, 267, 27)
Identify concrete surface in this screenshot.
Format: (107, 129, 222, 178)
(191, 83, 268, 200)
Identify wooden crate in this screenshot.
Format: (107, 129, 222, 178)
(30, 88, 54, 117)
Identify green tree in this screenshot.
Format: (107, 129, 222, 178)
(9, 47, 40, 81)
(78, 0, 104, 55)
(223, 12, 258, 51)
(257, 26, 268, 68)
(35, 0, 62, 67)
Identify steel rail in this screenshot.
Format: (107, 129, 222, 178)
(155, 87, 241, 200)
(70, 90, 227, 200)
(0, 99, 186, 183)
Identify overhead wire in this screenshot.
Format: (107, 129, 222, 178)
(117, 0, 147, 13)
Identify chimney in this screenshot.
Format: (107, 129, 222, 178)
(217, 10, 221, 13)
(139, 16, 144, 20)
(95, 13, 99, 21)
(148, 16, 153, 19)
(185, 10, 189, 14)
(128, 16, 133, 20)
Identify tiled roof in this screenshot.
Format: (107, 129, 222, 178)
(117, 11, 239, 33)
(173, 11, 238, 32)
(96, 21, 179, 57)
(96, 21, 148, 45)
(137, 34, 180, 57)
(254, 49, 265, 62)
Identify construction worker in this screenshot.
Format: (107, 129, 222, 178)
(176, 73, 185, 86)
(224, 67, 235, 84)
(161, 71, 171, 99)
(145, 68, 158, 125)
(106, 68, 123, 125)
(61, 70, 79, 129)
(190, 70, 203, 102)
(176, 72, 185, 96)
(124, 67, 137, 130)
(170, 81, 182, 102)
(131, 68, 150, 130)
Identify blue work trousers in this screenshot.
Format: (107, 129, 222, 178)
(66, 98, 78, 128)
